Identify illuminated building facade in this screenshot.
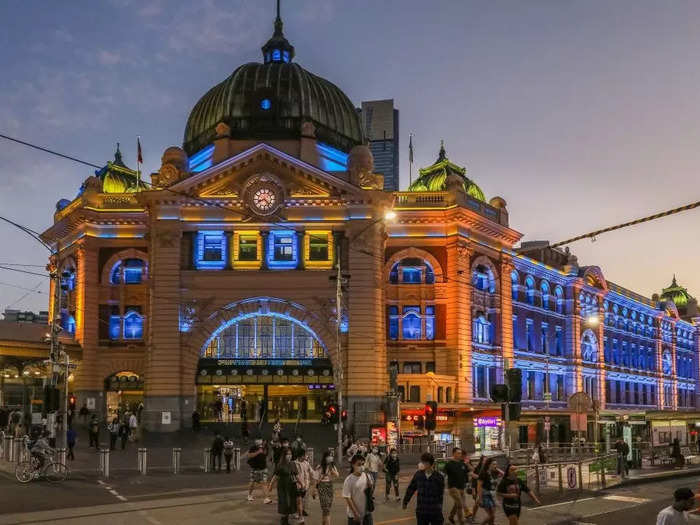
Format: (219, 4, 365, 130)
(39, 8, 699, 446)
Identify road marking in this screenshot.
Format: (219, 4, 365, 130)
(602, 494, 650, 504)
(529, 497, 596, 510)
(97, 479, 127, 502)
(375, 518, 413, 525)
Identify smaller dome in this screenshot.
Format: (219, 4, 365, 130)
(489, 196, 507, 209)
(56, 199, 71, 211)
(95, 144, 147, 194)
(408, 141, 485, 201)
(660, 275, 693, 307)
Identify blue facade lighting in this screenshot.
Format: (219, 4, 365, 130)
(188, 144, 215, 173)
(317, 142, 348, 172)
(267, 230, 298, 269)
(123, 310, 143, 340)
(195, 231, 227, 269)
(109, 315, 121, 340)
(260, 98, 271, 110)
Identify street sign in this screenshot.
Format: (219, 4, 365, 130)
(568, 392, 592, 413)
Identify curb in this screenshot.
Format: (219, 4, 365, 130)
(609, 467, 700, 488)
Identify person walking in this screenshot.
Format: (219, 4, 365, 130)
(118, 418, 129, 450)
(497, 464, 541, 525)
(268, 448, 298, 525)
(291, 435, 307, 460)
(293, 450, 313, 522)
(223, 436, 235, 473)
(671, 438, 684, 469)
(66, 425, 77, 461)
(313, 450, 339, 525)
(656, 487, 695, 524)
(402, 452, 445, 525)
(192, 409, 200, 432)
(384, 448, 401, 502)
(443, 447, 472, 524)
(246, 438, 269, 502)
(88, 414, 100, 449)
(108, 417, 119, 451)
(128, 411, 139, 442)
(210, 432, 224, 472)
(476, 458, 500, 525)
(343, 454, 374, 525)
(366, 446, 383, 494)
(79, 403, 88, 423)
(470, 456, 485, 520)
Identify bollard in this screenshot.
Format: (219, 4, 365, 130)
(203, 448, 211, 473)
(15, 439, 24, 463)
(55, 448, 66, 465)
(98, 448, 110, 478)
(233, 447, 240, 471)
(558, 462, 563, 493)
(138, 447, 148, 475)
(578, 460, 583, 491)
(4, 436, 13, 462)
(172, 448, 181, 474)
(534, 464, 541, 495)
(306, 447, 314, 466)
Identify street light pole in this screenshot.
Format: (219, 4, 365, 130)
(335, 243, 344, 464)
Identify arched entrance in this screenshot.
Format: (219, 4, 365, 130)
(104, 371, 144, 418)
(196, 311, 334, 424)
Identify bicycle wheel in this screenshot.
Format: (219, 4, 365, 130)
(15, 461, 35, 483)
(45, 462, 69, 482)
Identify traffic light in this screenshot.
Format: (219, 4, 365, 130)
(506, 368, 522, 402)
(69, 394, 76, 411)
(424, 401, 438, 431)
(501, 402, 521, 421)
(43, 386, 60, 412)
(341, 408, 347, 422)
(328, 403, 339, 424)
(414, 414, 424, 429)
(490, 384, 509, 403)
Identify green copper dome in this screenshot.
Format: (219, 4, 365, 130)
(183, 7, 362, 156)
(93, 144, 146, 194)
(661, 275, 693, 307)
(408, 141, 485, 201)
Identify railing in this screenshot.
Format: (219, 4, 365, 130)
(515, 452, 619, 494)
(395, 192, 454, 208)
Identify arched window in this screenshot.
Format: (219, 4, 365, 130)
(525, 276, 535, 305)
(472, 264, 496, 293)
(472, 314, 492, 344)
(554, 286, 564, 314)
(389, 257, 435, 285)
(511, 270, 519, 301)
(581, 330, 598, 362)
(123, 309, 144, 340)
(110, 258, 146, 285)
(402, 307, 422, 339)
(202, 312, 327, 359)
(540, 281, 550, 309)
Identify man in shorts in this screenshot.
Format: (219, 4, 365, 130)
(442, 447, 472, 524)
(246, 438, 269, 502)
(497, 464, 540, 524)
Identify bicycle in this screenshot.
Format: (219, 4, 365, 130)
(15, 440, 69, 483)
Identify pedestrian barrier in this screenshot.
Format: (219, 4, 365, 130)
(233, 447, 240, 471)
(4, 436, 13, 462)
(203, 448, 211, 472)
(55, 448, 66, 466)
(137, 447, 148, 475)
(98, 449, 110, 478)
(14, 439, 25, 463)
(172, 448, 181, 474)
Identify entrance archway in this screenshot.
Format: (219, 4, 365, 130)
(104, 371, 144, 419)
(196, 310, 334, 424)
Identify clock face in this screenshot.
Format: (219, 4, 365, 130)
(252, 187, 277, 213)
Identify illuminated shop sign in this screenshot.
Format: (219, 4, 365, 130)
(307, 384, 335, 390)
(474, 417, 501, 427)
(215, 359, 315, 367)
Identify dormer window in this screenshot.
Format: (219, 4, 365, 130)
(272, 49, 281, 61)
(283, 50, 290, 62)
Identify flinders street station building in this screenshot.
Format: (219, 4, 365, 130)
(33, 10, 700, 451)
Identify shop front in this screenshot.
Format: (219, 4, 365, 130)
(474, 415, 502, 451)
(196, 358, 335, 423)
(104, 371, 144, 418)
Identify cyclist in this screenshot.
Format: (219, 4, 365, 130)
(29, 431, 54, 471)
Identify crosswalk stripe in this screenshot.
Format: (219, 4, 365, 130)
(602, 495, 651, 504)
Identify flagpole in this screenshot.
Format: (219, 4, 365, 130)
(136, 136, 142, 192)
(408, 133, 414, 187)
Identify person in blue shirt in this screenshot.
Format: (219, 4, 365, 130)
(66, 425, 77, 460)
(403, 452, 445, 525)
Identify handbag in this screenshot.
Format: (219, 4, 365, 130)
(364, 473, 375, 513)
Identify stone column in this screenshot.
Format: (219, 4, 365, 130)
(500, 256, 515, 376)
(596, 301, 606, 409)
(671, 320, 678, 410)
(261, 231, 270, 270)
(74, 240, 103, 415)
(144, 221, 185, 431)
(446, 239, 471, 405)
(296, 231, 305, 270)
(569, 283, 583, 395)
(655, 316, 664, 409)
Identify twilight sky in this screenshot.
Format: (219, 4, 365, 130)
(1, 0, 699, 314)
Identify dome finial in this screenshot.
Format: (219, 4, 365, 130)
(262, 0, 295, 63)
(672, 274, 677, 286)
(437, 140, 447, 162)
(113, 142, 125, 166)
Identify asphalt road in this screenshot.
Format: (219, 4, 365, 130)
(1, 466, 699, 524)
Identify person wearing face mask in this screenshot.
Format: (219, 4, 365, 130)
(497, 464, 540, 525)
(403, 452, 445, 525)
(383, 448, 401, 502)
(313, 450, 340, 525)
(476, 458, 499, 525)
(268, 448, 298, 525)
(366, 446, 383, 494)
(343, 454, 374, 525)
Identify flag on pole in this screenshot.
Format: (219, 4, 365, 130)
(408, 133, 414, 164)
(137, 137, 143, 164)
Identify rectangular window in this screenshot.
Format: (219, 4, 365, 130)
(402, 268, 421, 283)
(425, 361, 435, 373)
(308, 233, 329, 261)
(526, 319, 534, 352)
(615, 381, 621, 403)
(403, 362, 422, 374)
(195, 231, 227, 269)
(402, 306, 422, 340)
(425, 305, 435, 341)
(557, 375, 564, 401)
(204, 234, 223, 261)
(476, 366, 486, 398)
(238, 234, 258, 261)
(541, 323, 548, 354)
(397, 385, 405, 402)
(274, 235, 294, 261)
(555, 326, 563, 356)
(304, 231, 333, 268)
(512, 315, 518, 350)
(387, 306, 399, 340)
(109, 314, 121, 340)
(409, 385, 421, 403)
(527, 372, 535, 399)
(267, 230, 298, 269)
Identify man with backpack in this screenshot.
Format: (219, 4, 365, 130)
(246, 438, 269, 502)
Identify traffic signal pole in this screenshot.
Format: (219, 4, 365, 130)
(335, 245, 344, 464)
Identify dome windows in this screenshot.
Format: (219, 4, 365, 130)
(260, 98, 271, 110)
